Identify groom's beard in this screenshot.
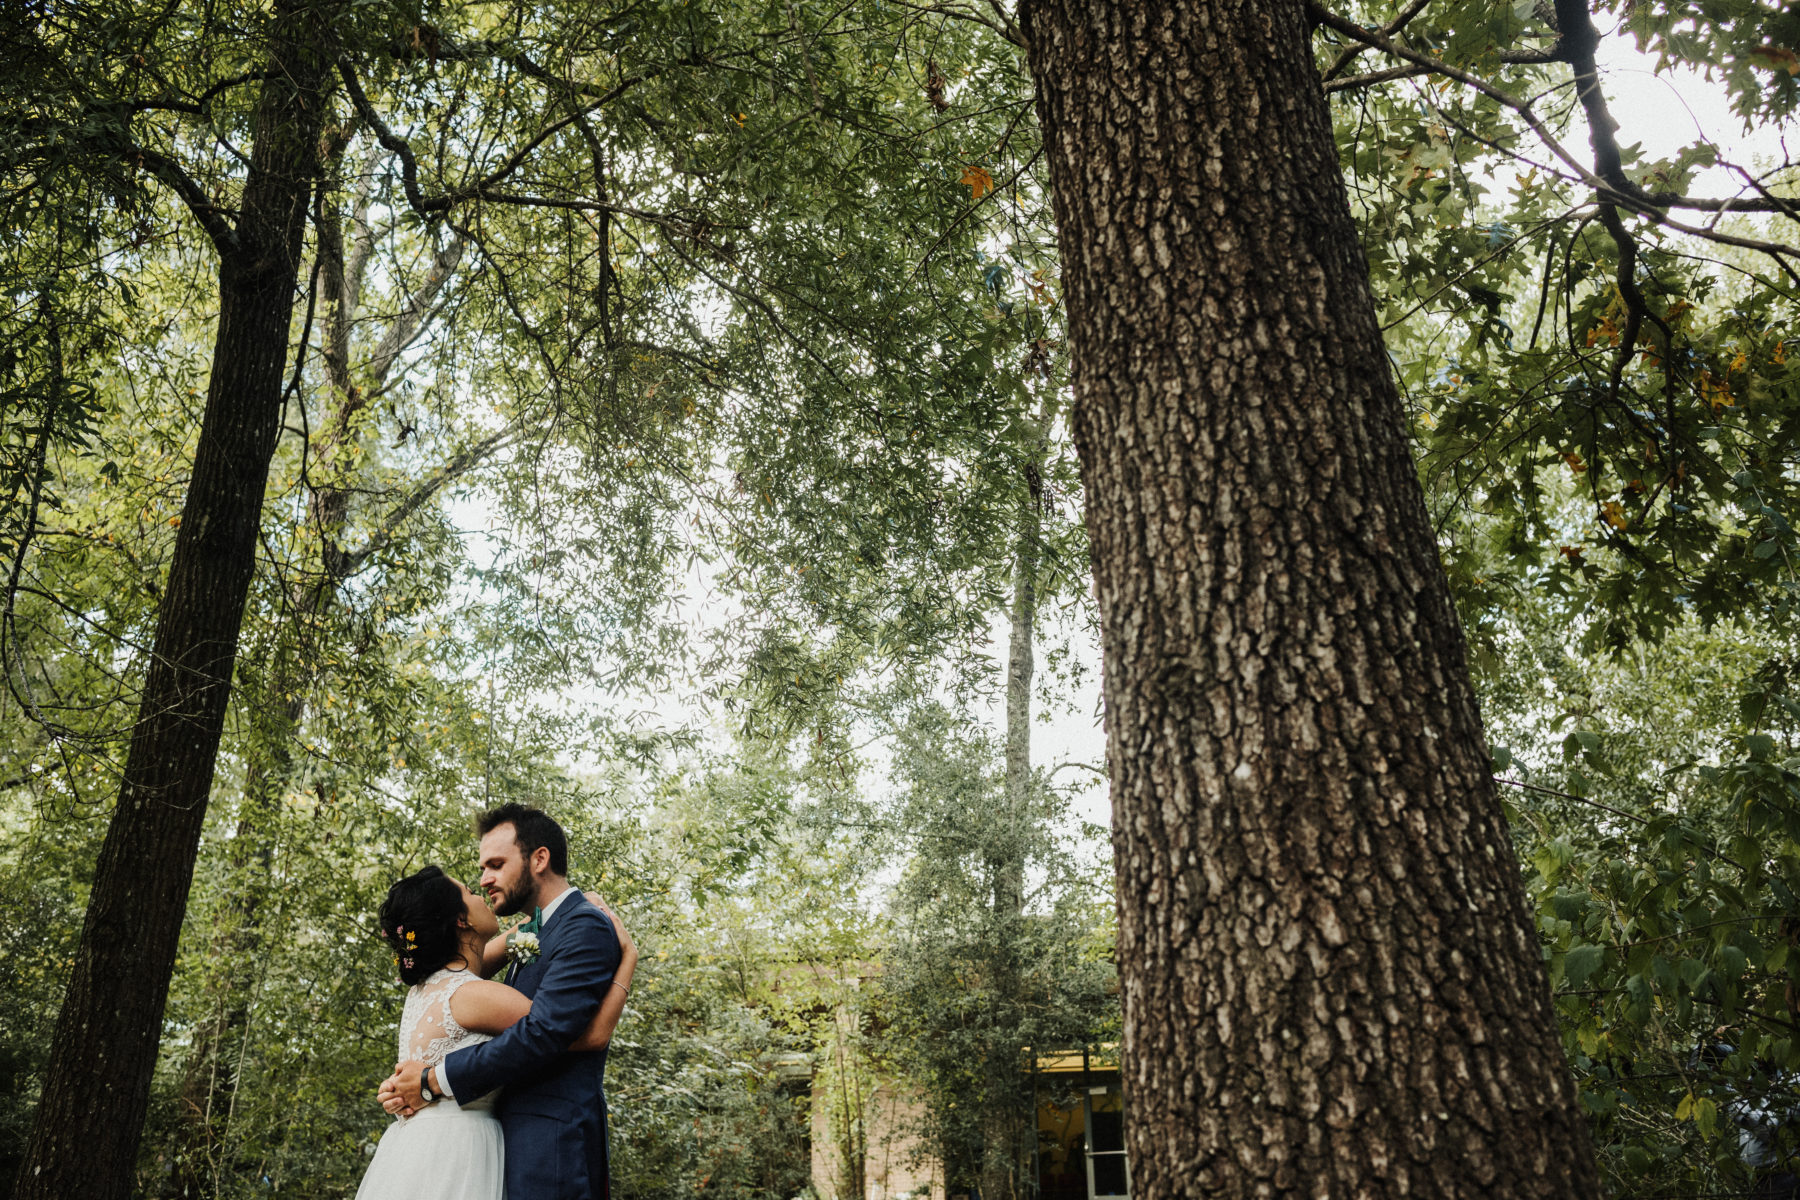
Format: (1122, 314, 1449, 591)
(492, 877, 536, 917)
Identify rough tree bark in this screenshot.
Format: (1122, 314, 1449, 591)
(1019, 0, 1599, 1195)
(13, 3, 340, 1196)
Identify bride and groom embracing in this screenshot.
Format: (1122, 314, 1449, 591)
(356, 802, 639, 1200)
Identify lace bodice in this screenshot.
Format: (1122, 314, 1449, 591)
(398, 968, 493, 1071)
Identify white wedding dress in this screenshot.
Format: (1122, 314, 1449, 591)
(355, 967, 504, 1200)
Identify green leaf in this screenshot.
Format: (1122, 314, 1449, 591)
(1563, 943, 1606, 990)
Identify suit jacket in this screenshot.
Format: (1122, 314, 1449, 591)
(443, 895, 621, 1200)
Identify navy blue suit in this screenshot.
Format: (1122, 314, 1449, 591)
(444, 896, 621, 1200)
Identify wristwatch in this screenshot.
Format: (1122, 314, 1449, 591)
(419, 1067, 437, 1105)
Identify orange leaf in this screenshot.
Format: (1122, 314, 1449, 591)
(959, 165, 994, 200)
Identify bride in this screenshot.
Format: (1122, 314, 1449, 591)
(354, 864, 638, 1200)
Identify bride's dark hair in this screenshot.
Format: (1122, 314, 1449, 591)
(378, 865, 467, 985)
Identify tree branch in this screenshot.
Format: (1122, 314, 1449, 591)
(1313, 0, 1800, 217)
(381, 28, 672, 101)
(338, 58, 643, 219)
(338, 424, 519, 578)
(127, 70, 272, 116)
(911, 144, 1043, 277)
(887, 0, 1026, 50)
(364, 232, 467, 385)
(1318, 0, 1433, 82)
(1325, 62, 1441, 93)
(129, 144, 238, 253)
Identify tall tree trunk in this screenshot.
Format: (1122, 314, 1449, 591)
(13, 4, 337, 1197)
(1020, 1, 1599, 1196)
(999, 424, 1045, 920)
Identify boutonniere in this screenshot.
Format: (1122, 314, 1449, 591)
(506, 930, 541, 965)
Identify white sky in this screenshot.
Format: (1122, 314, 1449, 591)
(1593, 24, 1792, 187)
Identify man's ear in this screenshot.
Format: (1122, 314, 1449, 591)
(530, 845, 552, 877)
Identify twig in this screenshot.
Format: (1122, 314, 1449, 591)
(910, 146, 1043, 278)
(1495, 775, 1646, 825)
(1319, 0, 1433, 81)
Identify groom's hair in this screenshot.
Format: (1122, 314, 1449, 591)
(477, 801, 569, 876)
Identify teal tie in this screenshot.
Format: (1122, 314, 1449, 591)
(520, 906, 543, 934)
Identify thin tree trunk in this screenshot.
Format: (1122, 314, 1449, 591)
(13, 4, 337, 1196)
(164, 682, 298, 1199)
(981, 421, 1047, 1200)
(999, 424, 1045, 919)
(1020, 1, 1598, 1196)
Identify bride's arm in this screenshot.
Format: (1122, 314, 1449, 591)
(480, 911, 535, 979)
(450, 896, 638, 1049)
(569, 893, 637, 1052)
(479, 933, 508, 979)
(449, 978, 532, 1037)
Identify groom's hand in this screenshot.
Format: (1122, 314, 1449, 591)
(386, 1059, 430, 1115)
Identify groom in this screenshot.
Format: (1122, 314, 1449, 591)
(384, 802, 622, 1200)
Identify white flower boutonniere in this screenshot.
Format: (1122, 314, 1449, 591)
(506, 931, 541, 965)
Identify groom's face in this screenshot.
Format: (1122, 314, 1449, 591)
(478, 823, 539, 917)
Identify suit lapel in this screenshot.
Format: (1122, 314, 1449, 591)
(504, 891, 576, 992)
(510, 900, 567, 994)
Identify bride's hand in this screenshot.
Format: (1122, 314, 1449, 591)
(378, 1074, 407, 1116)
(583, 891, 636, 958)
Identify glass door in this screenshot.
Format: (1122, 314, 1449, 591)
(1083, 1087, 1129, 1200)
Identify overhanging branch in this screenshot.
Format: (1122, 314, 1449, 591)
(127, 70, 272, 116)
(337, 58, 643, 219)
(130, 144, 238, 253)
(1318, 0, 1432, 82)
(1309, 1, 1800, 221)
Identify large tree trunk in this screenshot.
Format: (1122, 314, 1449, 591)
(13, 4, 337, 1197)
(1019, 1, 1599, 1195)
